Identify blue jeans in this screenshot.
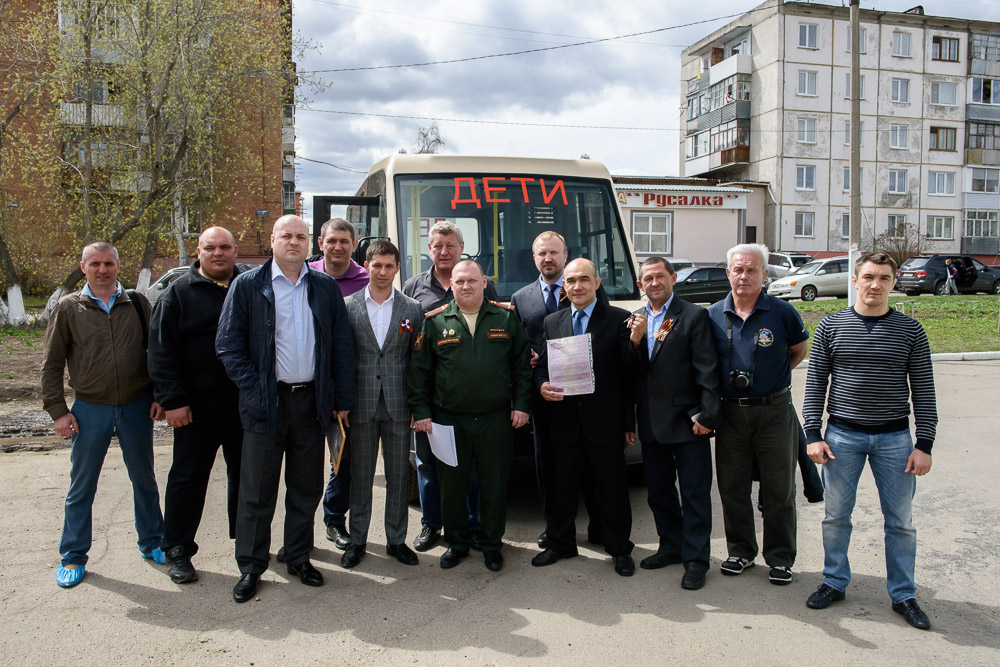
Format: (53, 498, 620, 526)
(322, 461, 351, 527)
(60, 396, 163, 566)
(415, 432, 480, 531)
(821, 424, 917, 603)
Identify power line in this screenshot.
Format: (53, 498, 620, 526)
(297, 156, 368, 173)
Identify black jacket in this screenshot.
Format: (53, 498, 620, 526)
(148, 261, 244, 410)
(215, 259, 356, 435)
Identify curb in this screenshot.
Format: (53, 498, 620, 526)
(930, 351, 1000, 361)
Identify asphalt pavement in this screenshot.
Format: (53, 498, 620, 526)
(1, 360, 998, 665)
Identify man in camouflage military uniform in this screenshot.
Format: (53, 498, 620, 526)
(408, 260, 532, 572)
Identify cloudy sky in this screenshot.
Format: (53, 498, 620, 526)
(292, 0, 998, 220)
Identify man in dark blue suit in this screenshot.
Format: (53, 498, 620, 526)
(630, 257, 722, 590)
(510, 232, 602, 549)
(531, 258, 642, 577)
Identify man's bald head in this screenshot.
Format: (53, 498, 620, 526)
(273, 214, 309, 235)
(565, 258, 597, 279)
(271, 215, 310, 270)
(453, 258, 483, 277)
(197, 226, 238, 282)
(199, 226, 235, 247)
(563, 258, 600, 309)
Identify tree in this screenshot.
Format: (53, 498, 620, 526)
(872, 221, 925, 271)
(414, 122, 445, 154)
(5, 0, 292, 319)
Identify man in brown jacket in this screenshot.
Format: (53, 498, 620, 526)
(42, 242, 166, 588)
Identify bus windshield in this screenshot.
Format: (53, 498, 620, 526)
(395, 173, 639, 301)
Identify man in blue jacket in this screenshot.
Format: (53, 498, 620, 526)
(216, 215, 355, 603)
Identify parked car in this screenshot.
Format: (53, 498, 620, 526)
(666, 257, 695, 271)
(767, 256, 850, 301)
(671, 266, 731, 304)
(145, 266, 189, 303)
(896, 254, 1000, 296)
(767, 252, 814, 280)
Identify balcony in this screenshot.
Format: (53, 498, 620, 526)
(58, 103, 126, 127)
(966, 147, 1000, 166)
(962, 236, 999, 254)
(709, 54, 752, 87)
(967, 104, 1000, 124)
(964, 192, 1000, 209)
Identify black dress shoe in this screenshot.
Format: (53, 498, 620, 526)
(340, 545, 365, 569)
(287, 560, 324, 587)
(681, 564, 707, 590)
(537, 531, 549, 549)
(232, 573, 260, 603)
(484, 550, 503, 571)
(807, 584, 846, 609)
(412, 526, 441, 552)
(166, 546, 198, 584)
(439, 548, 469, 569)
(275, 546, 286, 563)
(892, 598, 931, 630)
(387, 543, 419, 565)
(613, 555, 635, 577)
(326, 525, 351, 551)
(531, 548, 578, 567)
(639, 551, 683, 570)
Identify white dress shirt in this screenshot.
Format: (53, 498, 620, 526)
(364, 286, 395, 348)
(272, 261, 316, 383)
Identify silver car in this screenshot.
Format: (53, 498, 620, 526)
(767, 256, 850, 301)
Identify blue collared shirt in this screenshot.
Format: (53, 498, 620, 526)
(271, 261, 316, 383)
(644, 295, 674, 358)
(82, 281, 123, 314)
(570, 298, 598, 335)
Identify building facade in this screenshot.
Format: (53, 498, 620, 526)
(680, 1, 1000, 261)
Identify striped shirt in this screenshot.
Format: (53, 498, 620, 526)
(802, 307, 937, 453)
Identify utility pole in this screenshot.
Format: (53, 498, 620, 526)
(849, 0, 862, 306)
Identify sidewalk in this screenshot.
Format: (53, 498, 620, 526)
(0, 360, 998, 665)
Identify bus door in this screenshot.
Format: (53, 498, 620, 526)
(311, 194, 383, 260)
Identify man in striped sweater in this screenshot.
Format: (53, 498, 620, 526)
(803, 252, 937, 630)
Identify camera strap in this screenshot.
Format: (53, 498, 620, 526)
(726, 310, 761, 376)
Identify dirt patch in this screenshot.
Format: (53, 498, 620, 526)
(0, 329, 45, 402)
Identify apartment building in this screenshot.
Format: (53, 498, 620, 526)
(679, 1, 1000, 260)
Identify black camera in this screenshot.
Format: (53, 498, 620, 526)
(730, 370, 754, 389)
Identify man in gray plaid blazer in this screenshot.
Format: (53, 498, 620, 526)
(341, 241, 424, 568)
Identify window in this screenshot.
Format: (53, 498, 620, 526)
(844, 73, 866, 99)
(632, 213, 673, 254)
(969, 123, 1000, 150)
(930, 81, 958, 106)
(178, 206, 202, 235)
(972, 168, 1000, 193)
(799, 23, 818, 49)
(888, 169, 907, 194)
(843, 120, 864, 145)
(798, 70, 817, 96)
(686, 98, 698, 121)
(890, 124, 908, 149)
(928, 171, 955, 195)
(927, 216, 954, 239)
(843, 166, 850, 191)
(932, 36, 960, 61)
(795, 212, 814, 237)
(929, 127, 956, 151)
(971, 78, 1000, 105)
(797, 118, 817, 143)
(972, 34, 1000, 61)
(708, 119, 749, 153)
(891, 78, 910, 103)
(73, 80, 111, 104)
(282, 182, 295, 212)
(846, 26, 867, 53)
(841, 213, 851, 239)
(796, 165, 816, 190)
(887, 214, 905, 237)
(964, 209, 999, 237)
(892, 32, 911, 57)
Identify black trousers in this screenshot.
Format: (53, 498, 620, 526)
(160, 399, 243, 556)
(546, 433, 633, 557)
(641, 438, 713, 568)
(531, 398, 603, 535)
(235, 386, 324, 574)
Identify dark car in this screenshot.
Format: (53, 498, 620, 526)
(896, 254, 1000, 296)
(672, 266, 731, 304)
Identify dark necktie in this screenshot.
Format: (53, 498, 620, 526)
(544, 284, 558, 314)
(573, 310, 586, 336)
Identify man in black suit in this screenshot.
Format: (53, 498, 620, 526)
(510, 231, 602, 549)
(630, 257, 722, 590)
(531, 258, 642, 576)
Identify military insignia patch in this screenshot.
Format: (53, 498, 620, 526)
(757, 328, 775, 348)
(437, 336, 461, 347)
(414, 332, 424, 350)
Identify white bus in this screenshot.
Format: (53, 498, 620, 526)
(318, 154, 641, 303)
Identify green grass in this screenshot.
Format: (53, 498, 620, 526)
(1, 327, 43, 354)
(793, 294, 1000, 354)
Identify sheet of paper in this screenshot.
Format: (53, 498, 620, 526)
(327, 414, 347, 475)
(546, 333, 595, 396)
(428, 422, 458, 467)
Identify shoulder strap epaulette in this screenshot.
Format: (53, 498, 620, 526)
(489, 300, 515, 311)
(425, 304, 447, 317)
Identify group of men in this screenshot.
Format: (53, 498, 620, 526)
(42, 218, 937, 630)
